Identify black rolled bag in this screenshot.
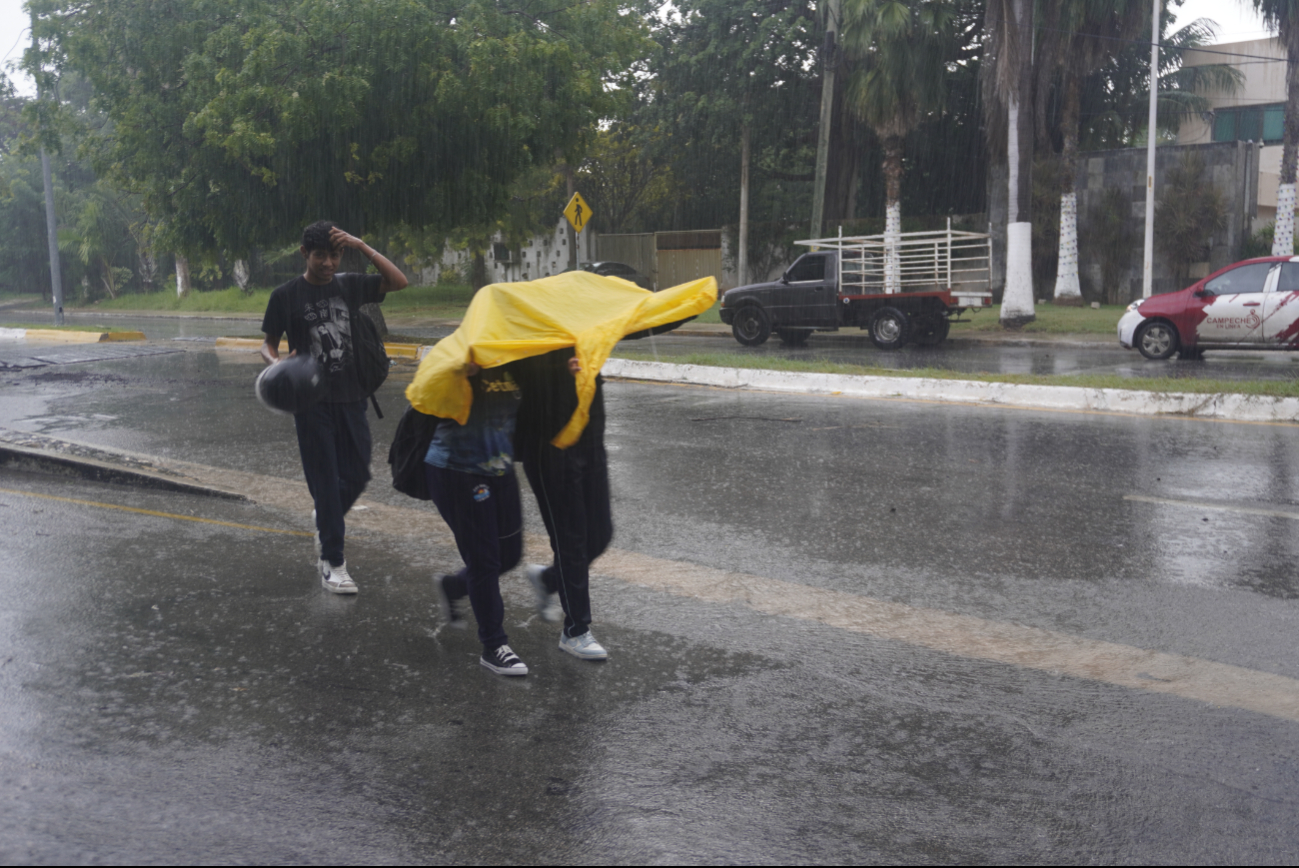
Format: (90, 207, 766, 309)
(254, 354, 327, 415)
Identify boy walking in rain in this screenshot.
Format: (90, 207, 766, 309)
(426, 362, 528, 676)
(510, 349, 612, 661)
(261, 221, 408, 594)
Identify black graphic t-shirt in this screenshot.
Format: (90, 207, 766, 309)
(261, 273, 384, 403)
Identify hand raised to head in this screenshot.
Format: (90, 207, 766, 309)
(328, 226, 363, 250)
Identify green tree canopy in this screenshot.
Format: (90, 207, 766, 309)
(26, 0, 647, 258)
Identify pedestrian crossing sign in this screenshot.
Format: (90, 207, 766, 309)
(563, 192, 592, 233)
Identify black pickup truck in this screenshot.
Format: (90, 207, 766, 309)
(718, 240, 992, 350)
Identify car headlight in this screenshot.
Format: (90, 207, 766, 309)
(1125, 300, 1143, 313)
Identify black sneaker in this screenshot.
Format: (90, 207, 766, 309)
(480, 644, 528, 676)
(434, 574, 467, 629)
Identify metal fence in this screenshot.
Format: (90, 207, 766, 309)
(797, 222, 992, 295)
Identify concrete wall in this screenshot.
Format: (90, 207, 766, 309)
(1076, 140, 1258, 301)
(596, 230, 739, 292)
(412, 218, 595, 286)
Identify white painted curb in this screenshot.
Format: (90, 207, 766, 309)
(602, 358, 1299, 424)
(0, 327, 25, 340)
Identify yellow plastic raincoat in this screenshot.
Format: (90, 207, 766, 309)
(405, 272, 717, 448)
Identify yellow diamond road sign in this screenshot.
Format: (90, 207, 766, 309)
(563, 192, 592, 233)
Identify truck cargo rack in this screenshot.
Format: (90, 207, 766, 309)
(796, 219, 992, 305)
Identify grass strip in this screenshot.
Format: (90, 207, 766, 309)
(611, 350, 1299, 399)
(68, 283, 480, 317)
(55, 286, 1118, 335)
(948, 304, 1122, 335)
(68, 287, 272, 314)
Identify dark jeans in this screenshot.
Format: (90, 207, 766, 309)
(294, 399, 372, 567)
(426, 464, 523, 650)
(523, 439, 612, 639)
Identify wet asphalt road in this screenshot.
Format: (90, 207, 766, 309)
(2, 343, 1299, 863)
(16, 306, 1299, 382)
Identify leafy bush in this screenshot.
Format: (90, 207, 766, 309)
(1154, 151, 1227, 283)
(1241, 222, 1275, 259)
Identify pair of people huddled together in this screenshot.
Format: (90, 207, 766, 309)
(261, 221, 612, 677)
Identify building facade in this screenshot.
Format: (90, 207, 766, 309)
(1178, 37, 1287, 230)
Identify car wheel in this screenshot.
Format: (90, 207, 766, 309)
(1135, 320, 1179, 360)
(732, 305, 771, 346)
(911, 315, 950, 346)
(776, 328, 811, 346)
(869, 307, 910, 350)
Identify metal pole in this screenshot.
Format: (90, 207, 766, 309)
(35, 14, 63, 326)
(946, 217, 953, 288)
(810, 0, 841, 240)
(1142, 0, 1161, 298)
(40, 149, 62, 325)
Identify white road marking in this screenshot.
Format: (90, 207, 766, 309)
(1125, 494, 1299, 521)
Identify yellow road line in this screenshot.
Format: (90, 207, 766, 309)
(0, 486, 312, 537)
(1125, 494, 1299, 521)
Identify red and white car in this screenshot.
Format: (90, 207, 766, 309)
(1118, 257, 1299, 359)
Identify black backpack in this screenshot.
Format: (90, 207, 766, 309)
(388, 405, 442, 499)
(350, 305, 389, 417)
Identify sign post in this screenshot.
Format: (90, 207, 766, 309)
(564, 193, 592, 270)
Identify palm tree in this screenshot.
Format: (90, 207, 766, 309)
(985, 0, 1036, 326)
(840, 0, 955, 292)
(1041, 0, 1149, 305)
(1247, 0, 1299, 255)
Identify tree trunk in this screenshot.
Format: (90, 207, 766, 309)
(1000, 0, 1036, 327)
(99, 258, 118, 299)
(738, 123, 750, 287)
(471, 251, 488, 290)
(138, 251, 156, 293)
(824, 80, 860, 226)
(882, 136, 904, 294)
(234, 259, 251, 293)
(1273, 36, 1299, 256)
(1053, 75, 1083, 305)
(175, 255, 191, 298)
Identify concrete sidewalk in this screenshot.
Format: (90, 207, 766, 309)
(602, 358, 1299, 425)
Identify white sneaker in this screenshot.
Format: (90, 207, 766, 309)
(559, 631, 607, 660)
(321, 560, 358, 595)
(526, 564, 563, 622)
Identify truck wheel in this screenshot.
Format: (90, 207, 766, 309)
(869, 307, 910, 350)
(732, 305, 771, 346)
(912, 315, 950, 346)
(776, 328, 811, 346)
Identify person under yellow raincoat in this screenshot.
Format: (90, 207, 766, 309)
(405, 272, 717, 447)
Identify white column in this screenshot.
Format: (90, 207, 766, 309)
(1274, 182, 1295, 256)
(884, 200, 901, 293)
(1003, 222, 1036, 320)
(1053, 192, 1081, 301)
